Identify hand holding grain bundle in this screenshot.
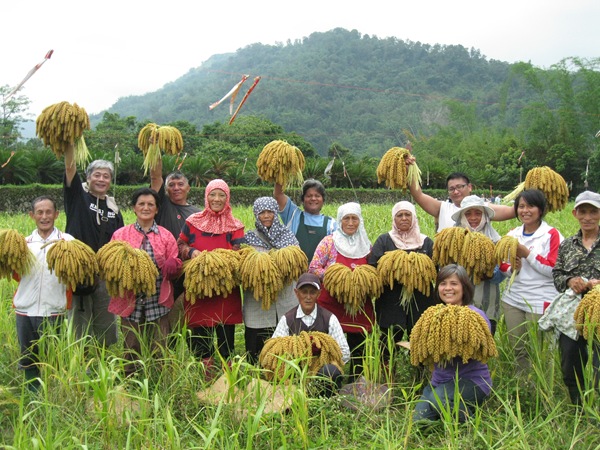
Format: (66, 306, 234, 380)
(409, 304, 498, 366)
(97, 240, 158, 297)
(45, 239, 98, 291)
(259, 331, 343, 381)
(376, 147, 421, 190)
(36, 101, 91, 167)
(0, 229, 35, 279)
(256, 140, 305, 188)
(137, 123, 184, 175)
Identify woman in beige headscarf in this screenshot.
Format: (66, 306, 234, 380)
(368, 201, 437, 360)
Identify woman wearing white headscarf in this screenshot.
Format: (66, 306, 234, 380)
(450, 195, 503, 334)
(309, 202, 373, 381)
(368, 201, 437, 360)
(243, 197, 301, 363)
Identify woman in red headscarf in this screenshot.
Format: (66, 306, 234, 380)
(177, 179, 245, 364)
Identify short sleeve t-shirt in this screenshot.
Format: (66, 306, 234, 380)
(279, 196, 336, 235)
(63, 173, 124, 252)
(155, 184, 201, 239)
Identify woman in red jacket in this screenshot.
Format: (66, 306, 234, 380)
(177, 179, 245, 365)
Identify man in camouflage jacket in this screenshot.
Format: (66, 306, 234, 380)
(552, 191, 600, 405)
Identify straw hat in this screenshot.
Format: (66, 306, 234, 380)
(450, 195, 495, 222)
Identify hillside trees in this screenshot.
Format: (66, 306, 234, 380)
(0, 85, 31, 149)
(2, 43, 599, 193)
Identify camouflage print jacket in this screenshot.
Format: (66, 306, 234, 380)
(552, 230, 600, 293)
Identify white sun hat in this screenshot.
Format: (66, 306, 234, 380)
(451, 195, 495, 223)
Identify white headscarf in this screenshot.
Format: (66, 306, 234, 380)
(388, 201, 427, 250)
(332, 202, 371, 258)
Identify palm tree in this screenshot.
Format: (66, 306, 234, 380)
(225, 160, 258, 186)
(29, 148, 64, 184)
(184, 155, 213, 187)
(303, 157, 329, 181)
(0, 148, 35, 184)
(114, 148, 145, 185)
(208, 155, 235, 179)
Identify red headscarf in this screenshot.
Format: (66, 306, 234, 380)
(185, 179, 244, 234)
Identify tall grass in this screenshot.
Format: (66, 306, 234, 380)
(1, 203, 598, 448)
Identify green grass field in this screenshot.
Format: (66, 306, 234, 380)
(0, 202, 598, 449)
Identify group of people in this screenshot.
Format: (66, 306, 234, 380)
(11, 149, 600, 423)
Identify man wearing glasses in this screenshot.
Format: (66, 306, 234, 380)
(409, 172, 515, 231)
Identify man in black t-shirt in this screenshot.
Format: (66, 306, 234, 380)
(150, 159, 200, 328)
(64, 144, 123, 347)
(150, 159, 200, 239)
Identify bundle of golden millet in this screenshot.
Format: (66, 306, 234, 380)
(433, 228, 496, 284)
(376, 249, 437, 305)
(97, 240, 158, 297)
(409, 304, 498, 366)
(376, 146, 421, 190)
(269, 246, 308, 284)
(45, 239, 98, 291)
(259, 331, 343, 381)
(503, 166, 569, 212)
(240, 247, 283, 311)
(239, 245, 307, 310)
(323, 263, 383, 316)
(0, 229, 35, 279)
(574, 286, 600, 341)
(137, 123, 184, 175)
(182, 249, 241, 302)
(494, 235, 520, 288)
(256, 140, 305, 188)
(36, 101, 91, 167)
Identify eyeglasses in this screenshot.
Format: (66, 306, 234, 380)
(447, 183, 468, 193)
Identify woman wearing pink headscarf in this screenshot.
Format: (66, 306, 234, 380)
(177, 179, 245, 365)
(368, 201, 438, 361)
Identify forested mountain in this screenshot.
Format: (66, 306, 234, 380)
(106, 28, 520, 155)
(3, 28, 599, 192)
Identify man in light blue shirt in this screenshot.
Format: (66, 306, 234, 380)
(274, 179, 336, 261)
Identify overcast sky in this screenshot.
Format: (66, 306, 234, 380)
(4, 0, 599, 119)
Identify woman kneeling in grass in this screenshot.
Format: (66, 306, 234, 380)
(413, 264, 493, 423)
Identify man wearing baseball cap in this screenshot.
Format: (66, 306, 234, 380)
(552, 190, 600, 405)
(270, 272, 350, 394)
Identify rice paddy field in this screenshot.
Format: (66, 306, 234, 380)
(0, 202, 598, 449)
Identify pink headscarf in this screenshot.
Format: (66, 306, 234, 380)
(186, 179, 244, 234)
(388, 201, 427, 250)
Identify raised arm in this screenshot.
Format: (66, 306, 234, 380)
(274, 182, 288, 211)
(408, 175, 442, 219)
(150, 157, 164, 192)
(489, 203, 516, 221)
(64, 142, 77, 187)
